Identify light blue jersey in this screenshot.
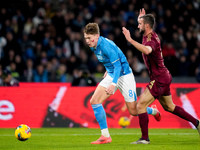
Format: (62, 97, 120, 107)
(90, 36, 132, 84)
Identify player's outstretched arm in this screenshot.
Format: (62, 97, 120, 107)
(122, 27, 152, 55)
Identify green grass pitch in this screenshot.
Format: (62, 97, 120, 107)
(0, 128, 200, 150)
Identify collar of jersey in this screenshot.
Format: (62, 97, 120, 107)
(143, 31, 154, 38)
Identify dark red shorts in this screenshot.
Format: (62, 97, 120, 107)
(147, 74, 172, 99)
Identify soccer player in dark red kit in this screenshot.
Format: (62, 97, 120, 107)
(122, 8, 200, 144)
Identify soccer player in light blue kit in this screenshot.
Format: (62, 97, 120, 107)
(83, 23, 161, 144)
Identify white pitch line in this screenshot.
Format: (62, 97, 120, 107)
(0, 132, 196, 137)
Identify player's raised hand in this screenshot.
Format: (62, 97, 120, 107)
(138, 8, 146, 20)
(122, 27, 132, 43)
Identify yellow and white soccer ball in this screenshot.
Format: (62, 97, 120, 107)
(15, 124, 31, 141)
(118, 116, 130, 128)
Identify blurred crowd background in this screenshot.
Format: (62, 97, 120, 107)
(0, 0, 200, 85)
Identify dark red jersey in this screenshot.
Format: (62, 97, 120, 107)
(142, 31, 170, 83)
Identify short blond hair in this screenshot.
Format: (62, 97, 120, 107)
(83, 23, 100, 35)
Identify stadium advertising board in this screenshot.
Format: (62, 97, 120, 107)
(0, 83, 199, 128)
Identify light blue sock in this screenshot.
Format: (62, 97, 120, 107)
(147, 107, 153, 114)
(92, 104, 107, 129)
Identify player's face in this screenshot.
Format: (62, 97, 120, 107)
(84, 33, 99, 48)
(138, 19, 145, 35)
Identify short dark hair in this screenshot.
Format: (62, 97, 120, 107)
(83, 23, 100, 35)
(140, 14, 155, 29)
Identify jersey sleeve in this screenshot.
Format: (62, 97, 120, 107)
(145, 40, 156, 51)
(103, 43, 121, 84)
(111, 60, 121, 84)
(144, 34, 159, 51)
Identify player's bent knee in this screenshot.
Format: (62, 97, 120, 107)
(136, 101, 148, 113)
(90, 98, 101, 105)
(90, 98, 96, 105)
(163, 106, 174, 112)
(130, 111, 137, 116)
(162, 103, 175, 112)
(136, 102, 144, 110)
(128, 109, 137, 116)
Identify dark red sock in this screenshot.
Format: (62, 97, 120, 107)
(138, 112, 149, 140)
(172, 105, 198, 127)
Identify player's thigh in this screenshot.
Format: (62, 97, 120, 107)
(117, 73, 137, 102)
(90, 85, 110, 104)
(117, 73, 137, 115)
(159, 95, 175, 112)
(137, 88, 155, 113)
